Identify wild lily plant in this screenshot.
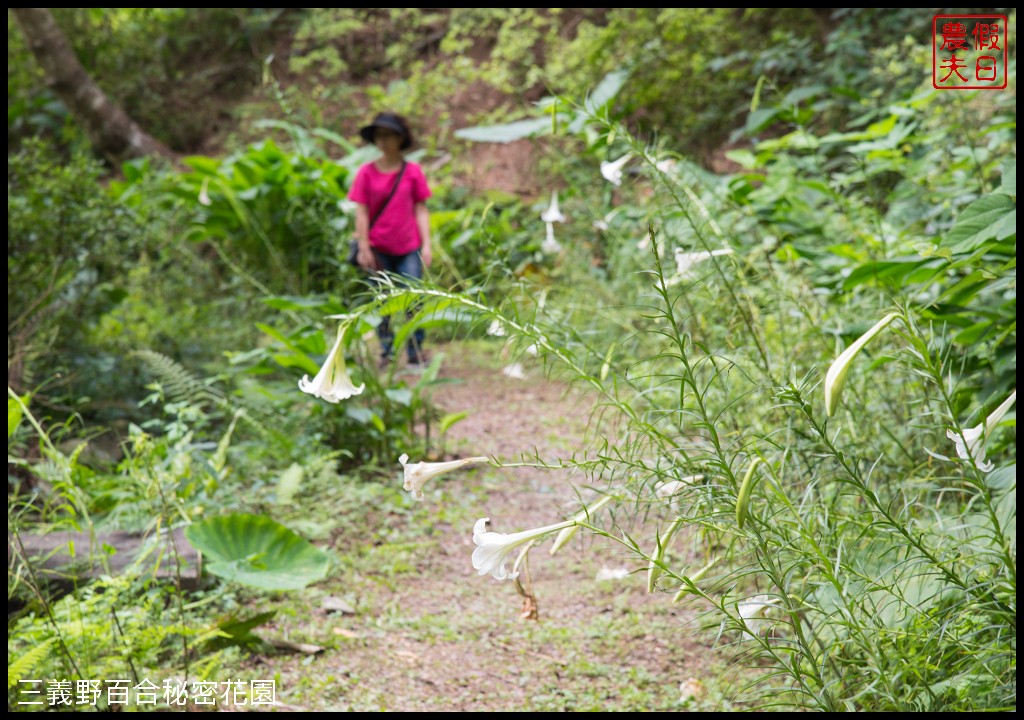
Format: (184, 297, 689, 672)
(355, 113, 1015, 711)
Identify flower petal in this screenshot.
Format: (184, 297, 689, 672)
(600, 154, 632, 186)
(471, 518, 574, 581)
(540, 191, 566, 223)
(502, 363, 527, 380)
(823, 312, 899, 417)
(473, 517, 490, 541)
(298, 324, 364, 403)
(401, 456, 489, 500)
(472, 542, 514, 580)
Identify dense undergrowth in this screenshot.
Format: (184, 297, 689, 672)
(8, 8, 1016, 712)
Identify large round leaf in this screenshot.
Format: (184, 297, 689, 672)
(185, 513, 331, 590)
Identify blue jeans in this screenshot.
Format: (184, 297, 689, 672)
(372, 248, 425, 360)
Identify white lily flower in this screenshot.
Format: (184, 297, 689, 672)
(655, 476, 705, 499)
(198, 177, 212, 206)
(472, 517, 575, 581)
(948, 425, 989, 471)
(540, 191, 566, 223)
(738, 594, 780, 637)
(946, 390, 1016, 472)
(486, 319, 506, 337)
(399, 454, 489, 501)
(600, 154, 632, 186)
(298, 326, 364, 403)
(670, 247, 734, 283)
(541, 222, 563, 253)
(824, 312, 900, 417)
(502, 362, 526, 379)
(524, 343, 539, 357)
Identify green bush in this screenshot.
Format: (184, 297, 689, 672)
(7, 140, 156, 406)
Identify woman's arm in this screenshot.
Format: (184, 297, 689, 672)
(415, 201, 432, 267)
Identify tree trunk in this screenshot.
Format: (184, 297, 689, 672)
(11, 8, 173, 161)
(811, 8, 841, 45)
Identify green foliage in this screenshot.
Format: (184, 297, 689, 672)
(6, 8, 1018, 713)
(441, 9, 592, 95)
(347, 46, 1014, 703)
(239, 307, 447, 465)
(741, 9, 950, 136)
(135, 350, 231, 414)
(724, 85, 1016, 405)
(7, 575, 226, 710)
(455, 68, 629, 144)
(286, 9, 827, 155)
(7, 140, 156, 400)
(113, 130, 358, 296)
(8, 638, 55, 689)
(502, 91, 1013, 707)
(8, 393, 28, 439)
(7, 12, 79, 149)
(9, 8, 288, 152)
(290, 9, 450, 82)
(185, 513, 332, 590)
(541, 9, 820, 153)
(431, 199, 548, 287)
(455, 117, 553, 144)
(133, 349, 277, 445)
(203, 611, 276, 653)
(8, 390, 99, 531)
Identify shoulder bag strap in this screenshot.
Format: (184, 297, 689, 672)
(369, 161, 408, 229)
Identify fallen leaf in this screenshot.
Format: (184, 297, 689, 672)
(321, 596, 357, 614)
(595, 566, 630, 581)
(679, 677, 706, 703)
(267, 638, 324, 654)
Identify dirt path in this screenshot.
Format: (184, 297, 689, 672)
(267, 341, 721, 711)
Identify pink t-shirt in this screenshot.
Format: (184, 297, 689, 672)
(348, 160, 431, 255)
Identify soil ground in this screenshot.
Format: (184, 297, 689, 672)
(253, 341, 734, 712)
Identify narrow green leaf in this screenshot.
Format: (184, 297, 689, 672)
(750, 75, 766, 113)
(736, 457, 765, 529)
(439, 411, 469, 435)
(454, 117, 552, 143)
(8, 396, 25, 440)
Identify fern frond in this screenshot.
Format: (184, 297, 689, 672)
(132, 350, 226, 406)
(8, 637, 55, 688)
(131, 350, 278, 440)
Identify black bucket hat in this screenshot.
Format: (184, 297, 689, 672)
(359, 112, 413, 150)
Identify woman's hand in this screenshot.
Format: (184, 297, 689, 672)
(415, 203, 432, 268)
(357, 244, 376, 271)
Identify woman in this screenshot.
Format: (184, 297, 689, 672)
(349, 112, 432, 367)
